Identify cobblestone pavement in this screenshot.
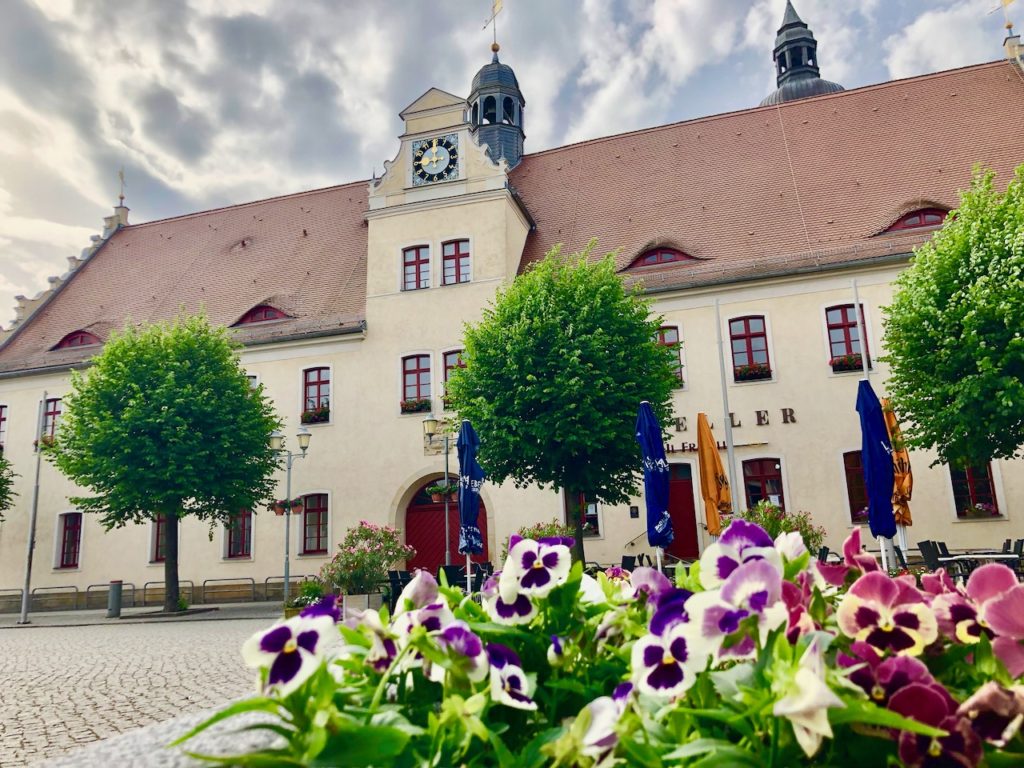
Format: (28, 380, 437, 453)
(0, 618, 268, 766)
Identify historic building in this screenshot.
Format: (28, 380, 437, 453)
(2, 4, 1024, 605)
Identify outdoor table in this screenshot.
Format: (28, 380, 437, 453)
(938, 553, 1020, 563)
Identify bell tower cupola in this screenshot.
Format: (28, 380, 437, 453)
(760, 2, 844, 106)
(469, 43, 526, 169)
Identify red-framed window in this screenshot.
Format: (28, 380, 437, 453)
(443, 350, 465, 407)
(302, 494, 329, 555)
(403, 245, 430, 290)
(303, 367, 330, 411)
(950, 464, 1000, 518)
(442, 240, 471, 285)
(729, 316, 771, 377)
(628, 248, 693, 268)
(403, 355, 431, 402)
(43, 398, 62, 439)
(152, 514, 167, 563)
(843, 451, 868, 524)
(234, 305, 287, 325)
(0, 404, 7, 450)
(743, 458, 785, 510)
(53, 330, 101, 349)
(825, 304, 869, 362)
(58, 513, 82, 569)
(565, 490, 600, 538)
(656, 326, 684, 385)
(226, 510, 252, 559)
(885, 208, 947, 232)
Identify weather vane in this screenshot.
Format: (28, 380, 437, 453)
(117, 167, 126, 205)
(483, 0, 503, 51)
(990, 0, 1017, 34)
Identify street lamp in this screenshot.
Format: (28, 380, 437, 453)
(270, 427, 312, 605)
(422, 413, 452, 566)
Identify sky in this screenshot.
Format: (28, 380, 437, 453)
(0, 0, 1014, 326)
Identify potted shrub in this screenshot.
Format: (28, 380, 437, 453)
(400, 398, 432, 414)
(269, 498, 304, 516)
(737, 500, 825, 554)
(830, 352, 869, 373)
(426, 482, 458, 502)
(319, 521, 416, 613)
(289, 498, 304, 514)
(300, 401, 330, 424)
(734, 362, 772, 382)
(285, 579, 325, 618)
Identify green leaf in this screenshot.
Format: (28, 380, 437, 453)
(170, 698, 284, 746)
(663, 738, 761, 765)
(831, 698, 947, 737)
(311, 725, 411, 766)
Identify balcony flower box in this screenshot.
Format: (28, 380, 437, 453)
(400, 398, 432, 414)
(960, 502, 1001, 519)
(734, 363, 772, 382)
(830, 353, 870, 373)
(300, 404, 330, 424)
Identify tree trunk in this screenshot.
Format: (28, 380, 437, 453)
(569, 488, 586, 564)
(164, 513, 181, 613)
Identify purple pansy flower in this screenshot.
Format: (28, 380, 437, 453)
(688, 559, 787, 661)
(580, 682, 634, 758)
(300, 594, 341, 623)
(394, 569, 440, 616)
(393, 599, 456, 641)
(487, 643, 536, 710)
(241, 615, 335, 695)
(426, 620, 489, 683)
(358, 609, 399, 673)
(838, 641, 935, 707)
(630, 567, 673, 602)
(836, 571, 937, 657)
(698, 519, 781, 589)
(649, 587, 693, 637)
(957, 682, 1024, 747)
(481, 572, 537, 625)
(889, 683, 982, 768)
(499, 536, 572, 599)
(547, 635, 566, 667)
(631, 619, 708, 698)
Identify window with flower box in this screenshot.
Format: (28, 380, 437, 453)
(302, 368, 330, 423)
(442, 350, 465, 409)
(401, 355, 431, 413)
(950, 463, 1000, 519)
(226, 509, 252, 559)
(152, 514, 167, 563)
(403, 245, 430, 291)
(565, 490, 601, 538)
(442, 240, 471, 285)
(58, 512, 82, 569)
(301, 494, 329, 554)
(843, 451, 869, 524)
(730, 316, 771, 381)
(825, 304, 870, 372)
(743, 458, 785, 510)
(656, 326, 684, 386)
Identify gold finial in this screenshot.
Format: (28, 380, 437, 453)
(484, 0, 503, 53)
(491, 42, 500, 53)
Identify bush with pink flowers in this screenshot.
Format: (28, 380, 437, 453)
(319, 520, 415, 595)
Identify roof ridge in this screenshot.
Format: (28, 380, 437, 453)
(514, 59, 1012, 163)
(124, 179, 369, 230)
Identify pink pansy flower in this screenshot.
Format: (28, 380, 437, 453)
(838, 641, 936, 707)
(836, 571, 937, 656)
(782, 577, 817, 644)
(933, 564, 1015, 645)
(889, 682, 982, 768)
(815, 527, 879, 588)
(981, 579, 1024, 678)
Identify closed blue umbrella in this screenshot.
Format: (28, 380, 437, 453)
(856, 380, 897, 540)
(635, 401, 674, 562)
(457, 420, 485, 557)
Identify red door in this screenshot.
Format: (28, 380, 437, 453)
(666, 464, 699, 559)
(405, 483, 489, 573)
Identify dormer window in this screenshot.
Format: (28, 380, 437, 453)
(53, 330, 101, 350)
(885, 208, 947, 233)
(628, 248, 694, 269)
(234, 305, 288, 325)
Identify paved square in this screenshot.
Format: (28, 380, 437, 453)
(0, 618, 268, 766)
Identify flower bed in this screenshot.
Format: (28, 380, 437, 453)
(178, 523, 1024, 766)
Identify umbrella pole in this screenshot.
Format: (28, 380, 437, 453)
(655, 547, 663, 573)
(466, 553, 472, 593)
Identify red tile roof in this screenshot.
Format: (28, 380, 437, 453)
(508, 60, 1024, 291)
(2, 60, 1022, 372)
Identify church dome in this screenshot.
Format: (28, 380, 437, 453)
(471, 52, 521, 93)
(760, 77, 845, 107)
(468, 44, 526, 168)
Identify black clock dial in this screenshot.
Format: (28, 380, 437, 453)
(413, 136, 458, 183)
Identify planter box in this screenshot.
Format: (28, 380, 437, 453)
(734, 364, 772, 382)
(830, 354, 870, 373)
(400, 398, 432, 414)
(341, 593, 384, 616)
(301, 406, 330, 424)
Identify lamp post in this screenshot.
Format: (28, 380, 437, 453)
(422, 413, 452, 567)
(270, 427, 312, 606)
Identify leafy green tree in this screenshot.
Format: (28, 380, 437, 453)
(0, 453, 16, 521)
(447, 242, 677, 561)
(48, 314, 280, 612)
(884, 166, 1024, 467)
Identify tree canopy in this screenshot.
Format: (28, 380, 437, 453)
(48, 313, 281, 611)
(446, 243, 677, 559)
(884, 166, 1024, 467)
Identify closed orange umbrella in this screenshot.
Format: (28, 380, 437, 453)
(697, 413, 732, 536)
(882, 398, 913, 526)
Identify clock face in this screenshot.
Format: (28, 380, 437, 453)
(412, 134, 459, 185)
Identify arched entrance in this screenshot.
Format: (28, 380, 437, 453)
(405, 480, 489, 573)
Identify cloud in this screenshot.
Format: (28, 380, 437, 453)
(884, 1, 1001, 80)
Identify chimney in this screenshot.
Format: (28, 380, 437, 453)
(1005, 22, 1023, 66)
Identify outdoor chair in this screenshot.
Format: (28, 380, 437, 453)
(438, 564, 465, 587)
(917, 541, 942, 572)
(894, 546, 908, 571)
(1002, 539, 1012, 553)
(620, 555, 637, 571)
(1013, 540, 1024, 578)
(937, 541, 951, 557)
(387, 570, 413, 613)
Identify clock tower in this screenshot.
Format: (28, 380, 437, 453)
(468, 43, 526, 169)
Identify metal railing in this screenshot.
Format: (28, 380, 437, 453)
(84, 582, 137, 609)
(30, 585, 80, 609)
(142, 580, 194, 606)
(262, 574, 313, 601)
(201, 577, 256, 603)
